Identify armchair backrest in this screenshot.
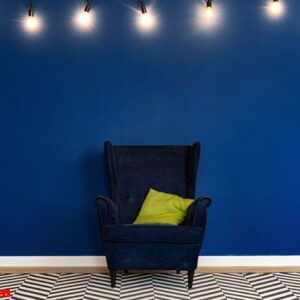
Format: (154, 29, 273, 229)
(104, 141, 200, 224)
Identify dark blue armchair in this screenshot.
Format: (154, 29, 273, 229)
(94, 141, 212, 289)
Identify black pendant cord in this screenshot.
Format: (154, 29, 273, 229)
(140, 0, 147, 14)
(85, 0, 91, 12)
(28, 0, 34, 16)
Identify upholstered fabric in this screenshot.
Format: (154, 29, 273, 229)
(103, 224, 203, 243)
(184, 196, 212, 228)
(94, 196, 118, 232)
(104, 242, 200, 270)
(105, 142, 200, 224)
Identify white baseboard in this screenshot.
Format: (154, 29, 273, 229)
(0, 256, 107, 268)
(0, 256, 300, 268)
(198, 256, 300, 267)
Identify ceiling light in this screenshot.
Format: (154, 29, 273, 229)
(73, 0, 95, 32)
(196, 0, 221, 31)
(266, 0, 285, 19)
(23, 0, 42, 34)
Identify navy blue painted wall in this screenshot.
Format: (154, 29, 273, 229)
(1, 0, 300, 256)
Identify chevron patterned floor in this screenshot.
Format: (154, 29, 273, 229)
(1, 272, 300, 300)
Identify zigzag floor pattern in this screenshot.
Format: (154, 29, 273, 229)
(0, 272, 299, 300)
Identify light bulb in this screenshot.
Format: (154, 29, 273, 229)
(23, 15, 42, 34)
(205, 6, 214, 18)
(266, 0, 285, 19)
(136, 11, 157, 33)
(73, 9, 95, 31)
(196, 2, 221, 31)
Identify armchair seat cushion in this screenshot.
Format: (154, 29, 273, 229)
(102, 224, 203, 244)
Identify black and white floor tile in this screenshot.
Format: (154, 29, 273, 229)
(1, 272, 300, 300)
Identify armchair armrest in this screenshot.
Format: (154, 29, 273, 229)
(184, 196, 212, 229)
(94, 196, 119, 231)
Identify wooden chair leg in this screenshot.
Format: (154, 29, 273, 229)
(188, 270, 195, 289)
(176, 270, 180, 274)
(110, 269, 116, 288)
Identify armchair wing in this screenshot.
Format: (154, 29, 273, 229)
(94, 196, 118, 232)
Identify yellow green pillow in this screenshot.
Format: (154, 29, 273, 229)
(134, 188, 194, 225)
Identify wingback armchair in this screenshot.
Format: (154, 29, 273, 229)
(94, 141, 212, 289)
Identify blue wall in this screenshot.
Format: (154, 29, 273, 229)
(1, 0, 300, 256)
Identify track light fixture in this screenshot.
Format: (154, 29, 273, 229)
(140, 0, 147, 14)
(206, 0, 212, 9)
